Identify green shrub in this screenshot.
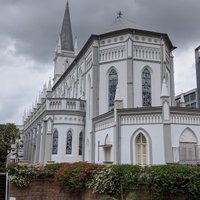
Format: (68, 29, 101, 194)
(7, 162, 64, 187)
(6, 162, 200, 199)
(0, 167, 6, 172)
(55, 162, 101, 193)
(146, 164, 198, 199)
(88, 165, 143, 198)
(42, 163, 64, 178)
(88, 165, 120, 196)
(7, 163, 45, 187)
(187, 173, 200, 200)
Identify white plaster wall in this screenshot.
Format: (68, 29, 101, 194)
(99, 60, 127, 115)
(171, 124, 200, 147)
(51, 116, 84, 163)
(84, 70, 93, 162)
(54, 55, 74, 81)
(120, 124, 165, 164)
(94, 127, 114, 164)
(133, 61, 161, 107)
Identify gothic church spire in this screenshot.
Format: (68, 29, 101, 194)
(60, 1, 74, 51)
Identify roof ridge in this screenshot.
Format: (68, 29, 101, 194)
(104, 15, 159, 34)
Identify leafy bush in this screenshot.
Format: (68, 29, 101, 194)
(146, 164, 199, 199)
(7, 163, 45, 187)
(7, 162, 63, 187)
(88, 165, 142, 197)
(55, 162, 101, 193)
(88, 165, 119, 196)
(6, 162, 200, 199)
(42, 163, 64, 178)
(88, 164, 200, 199)
(0, 167, 6, 172)
(187, 173, 200, 200)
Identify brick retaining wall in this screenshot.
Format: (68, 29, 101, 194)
(9, 179, 187, 200)
(9, 179, 99, 200)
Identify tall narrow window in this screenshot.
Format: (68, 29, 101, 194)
(109, 69, 118, 110)
(79, 132, 83, 155)
(52, 130, 58, 154)
(66, 130, 72, 154)
(142, 68, 151, 106)
(136, 133, 147, 165)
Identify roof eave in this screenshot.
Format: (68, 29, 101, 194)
(99, 28, 176, 50)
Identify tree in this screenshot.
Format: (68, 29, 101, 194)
(0, 123, 20, 167)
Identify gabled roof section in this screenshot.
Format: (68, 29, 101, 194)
(104, 13, 157, 34)
(60, 1, 74, 51)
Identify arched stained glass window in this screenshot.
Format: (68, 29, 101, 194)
(109, 69, 118, 110)
(142, 68, 151, 106)
(79, 132, 83, 155)
(52, 130, 58, 154)
(66, 130, 72, 154)
(136, 133, 147, 165)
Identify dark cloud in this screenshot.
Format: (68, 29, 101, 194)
(0, 0, 199, 64)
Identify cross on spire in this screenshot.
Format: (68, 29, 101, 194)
(117, 11, 123, 18)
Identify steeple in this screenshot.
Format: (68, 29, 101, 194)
(53, 1, 75, 84)
(60, 1, 74, 51)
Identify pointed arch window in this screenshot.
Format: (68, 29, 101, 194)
(79, 132, 83, 155)
(66, 130, 72, 154)
(142, 68, 151, 106)
(52, 130, 58, 155)
(179, 129, 197, 161)
(136, 133, 147, 165)
(109, 69, 118, 110)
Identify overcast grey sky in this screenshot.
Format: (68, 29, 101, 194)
(0, 0, 199, 125)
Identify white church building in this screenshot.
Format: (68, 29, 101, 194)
(23, 2, 200, 165)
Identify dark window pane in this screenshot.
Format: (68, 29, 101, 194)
(79, 132, 83, 155)
(52, 130, 58, 154)
(142, 68, 151, 106)
(66, 130, 72, 154)
(109, 69, 118, 110)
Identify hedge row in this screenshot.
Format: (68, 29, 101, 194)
(7, 162, 200, 200)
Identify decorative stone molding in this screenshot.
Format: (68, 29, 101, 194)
(133, 45, 161, 61)
(99, 45, 126, 62)
(95, 117, 115, 131)
(171, 114, 200, 125)
(121, 114, 162, 125)
(24, 98, 86, 129)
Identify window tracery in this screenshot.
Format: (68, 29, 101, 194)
(52, 130, 58, 154)
(108, 69, 118, 110)
(66, 130, 72, 154)
(79, 132, 83, 155)
(142, 68, 151, 106)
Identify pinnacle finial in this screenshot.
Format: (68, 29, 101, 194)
(180, 91, 185, 104)
(47, 77, 52, 92)
(74, 36, 78, 56)
(161, 78, 169, 98)
(117, 11, 123, 18)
